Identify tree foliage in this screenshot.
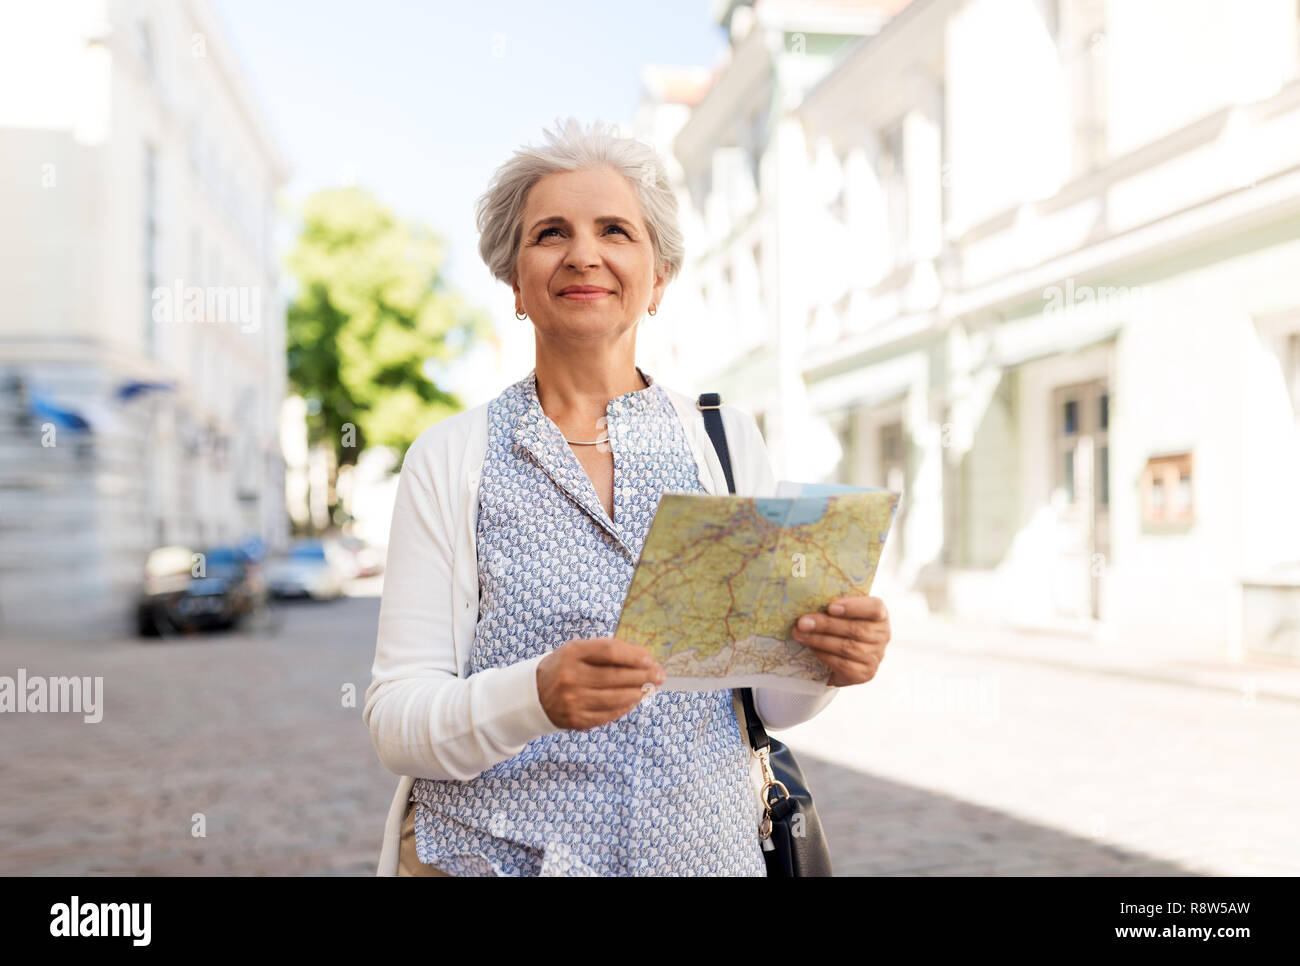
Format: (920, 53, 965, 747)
(285, 187, 490, 465)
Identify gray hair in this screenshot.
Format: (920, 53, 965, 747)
(475, 117, 684, 289)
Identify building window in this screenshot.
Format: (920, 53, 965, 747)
(1176, 471, 1192, 514)
(1053, 380, 1109, 513)
(1140, 452, 1194, 529)
(880, 421, 902, 465)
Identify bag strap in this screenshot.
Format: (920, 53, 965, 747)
(696, 392, 737, 494)
(697, 391, 770, 755)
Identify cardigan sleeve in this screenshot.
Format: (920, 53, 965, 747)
(362, 430, 562, 781)
(728, 407, 840, 731)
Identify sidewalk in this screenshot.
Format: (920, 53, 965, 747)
(897, 611, 1300, 704)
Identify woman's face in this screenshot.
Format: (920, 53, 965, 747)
(512, 165, 666, 344)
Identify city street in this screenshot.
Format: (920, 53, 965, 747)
(787, 626, 1300, 877)
(1, 592, 1294, 876)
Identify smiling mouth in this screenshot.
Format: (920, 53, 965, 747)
(558, 290, 612, 301)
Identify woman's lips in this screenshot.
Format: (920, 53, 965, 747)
(558, 290, 612, 301)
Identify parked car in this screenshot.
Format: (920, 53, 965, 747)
(136, 544, 264, 635)
(263, 538, 345, 600)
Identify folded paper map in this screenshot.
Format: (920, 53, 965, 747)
(615, 481, 901, 694)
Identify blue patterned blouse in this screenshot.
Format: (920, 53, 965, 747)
(409, 366, 767, 876)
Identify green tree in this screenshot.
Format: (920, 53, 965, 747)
(285, 187, 490, 469)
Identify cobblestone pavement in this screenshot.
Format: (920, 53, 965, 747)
(2, 597, 1294, 875)
(0, 594, 394, 875)
(785, 619, 1300, 876)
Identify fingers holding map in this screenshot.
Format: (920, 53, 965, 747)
(614, 481, 901, 694)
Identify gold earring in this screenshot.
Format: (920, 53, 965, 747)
(647, 304, 657, 317)
(516, 308, 527, 320)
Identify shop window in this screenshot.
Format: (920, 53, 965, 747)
(1140, 452, 1194, 530)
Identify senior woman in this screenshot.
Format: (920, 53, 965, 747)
(363, 118, 892, 877)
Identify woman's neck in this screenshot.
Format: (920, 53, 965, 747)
(533, 358, 647, 430)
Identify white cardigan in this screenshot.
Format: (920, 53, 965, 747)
(363, 378, 838, 876)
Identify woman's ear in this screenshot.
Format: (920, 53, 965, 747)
(650, 267, 668, 312)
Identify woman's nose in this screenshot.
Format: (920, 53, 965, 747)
(564, 232, 601, 270)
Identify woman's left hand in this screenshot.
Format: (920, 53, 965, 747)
(790, 595, 891, 687)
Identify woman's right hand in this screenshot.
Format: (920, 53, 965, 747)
(536, 637, 665, 730)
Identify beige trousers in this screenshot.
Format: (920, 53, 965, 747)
(397, 801, 454, 877)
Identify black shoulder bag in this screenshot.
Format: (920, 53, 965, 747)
(697, 391, 834, 877)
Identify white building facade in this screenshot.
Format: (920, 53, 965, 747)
(0, 0, 290, 636)
(647, 0, 905, 471)
(676, 0, 1300, 661)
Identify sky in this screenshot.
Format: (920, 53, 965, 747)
(210, 0, 729, 400)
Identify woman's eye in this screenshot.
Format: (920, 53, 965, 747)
(537, 225, 628, 240)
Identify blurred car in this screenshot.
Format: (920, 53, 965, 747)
(263, 538, 346, 600)
(136, 544, 264, 635)
(336, 534, 383, 578)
